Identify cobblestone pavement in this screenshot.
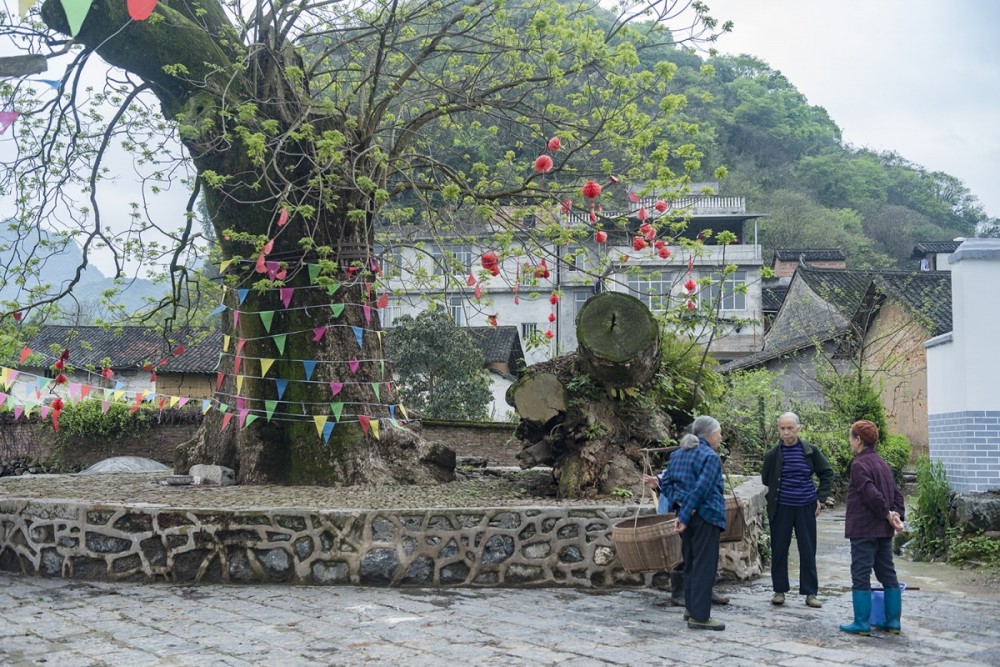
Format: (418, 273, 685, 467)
(2, 511, 999, 666)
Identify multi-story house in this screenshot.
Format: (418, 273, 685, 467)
(377, 186, 765, 365)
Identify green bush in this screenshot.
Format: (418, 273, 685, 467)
(652, 335, 724, 424)
(908, 456, 951, 561)
(817, 369, 889, 440)
(52, 400, 157, 439)
(879, 433, 911, 486)
(800, 428, 853, 496)
(703, 367, 784, 473)
(949, 532, 1000, 567)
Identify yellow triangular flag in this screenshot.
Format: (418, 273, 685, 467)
(260, 358, 274, 377)
(19, 0, 39, 17)
(0, 367, 8, 390)
(313, 414, 328, 437)
(399, 404, 409, 420)
(370, 420, 380, 441)
(169, 396, 180, 408)
(114, 390, 126, 401)
(223, 335, 231, 352)
(236, 375, 244, 394)
(219, 259, 233, 273)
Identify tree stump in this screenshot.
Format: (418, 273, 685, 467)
(508, 293, 671, 498)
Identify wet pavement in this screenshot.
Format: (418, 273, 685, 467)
(1, 509, 999, 666)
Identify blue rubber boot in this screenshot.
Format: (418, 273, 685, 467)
(839, 590, 872, 636)
(874, 587, 902, 634)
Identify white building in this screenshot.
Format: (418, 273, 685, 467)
(377, 188, 764, 365)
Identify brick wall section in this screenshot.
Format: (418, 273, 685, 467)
(928, 411, 1000, 493)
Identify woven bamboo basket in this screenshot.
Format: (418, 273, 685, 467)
(611, 513, 683, 573)
(720, 495, 746, 543)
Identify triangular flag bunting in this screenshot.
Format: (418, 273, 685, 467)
(348, 359, 360, 374)
(371, 383, 380, 401)
(202, 399, 212, 414)
(0, 111, 20, 135)
(259, 311, 274, 332)
(260, 358, 275, 377)
(273, 334, 287, 356)
(358, 414, 371, 436)
(101, 401, 111, 414)
(238, 408, 250, 428)
(352, 326, 364, 348)
(363, 304, 371, 324)
(274, 378, 288, 399)
(19, 0, 38, 18)
(216, 372, 225, 391)
(388, 404, 396, 420)
(330, 303, 345, 318)
(243, 414, 258, 429)
(209, 304, 227, 316)
(219, 259, 233, 273)
(400, 404, 409, 420)
(236, 338, 248, 354)
(19, 347, 32, 363)
(169, 396, 180, 408)
(302, 360, 317, 381)
(308, 264, 321, 284)
(223, 335, 231, 352)
(311, 326, 326, 342)
(370, 420, 380, 441)
(327, 282, 341, 296)
(14, 406, 24, 421)
(221, 412, 234, 431)
(177, 397, 189, 408)
(322, 421, 335, 443)
(264, 400, 277, 422)
(329, 381, 343, 397)
(237, 288, 250, 304)
(233, 310, 240, 328)
(377, 293, 389, 308)
(279, 288, 294, 309)
(330, 402, 344, 422)
(80, 385, 92, 400)
(0, 393, 6, 407)
(127, 0, 158, 21)
(313, 414, 328, 437)
(236, 375, 244, 394)
(218, 403, 228, 413)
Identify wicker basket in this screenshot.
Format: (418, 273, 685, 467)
(611, 513, 683, 573)
(720, 495, 746, 543)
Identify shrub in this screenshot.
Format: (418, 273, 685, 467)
(703, 368, 784, 473)
(799, 428, 853, 496)
(52, 400, 157, 439)
(949, 532, 1000, 567)
(908, 455, 951, 561)
(879, 433, 911, 486)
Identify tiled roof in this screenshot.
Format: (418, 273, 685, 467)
(773, 249, 846, 263)
(21, 326, 222, 373)
(762, 283, 789, 312)
(384, 325, 525, 376)
(795, 267, 875, 317)
(722, 331, 841, 372)
(866, 272, 952, 336)
(910, 240, 963, 258)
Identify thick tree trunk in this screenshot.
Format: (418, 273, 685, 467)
(509, 293, 669, 498)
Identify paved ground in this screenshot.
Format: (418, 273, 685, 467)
(2, 509, 999, 666)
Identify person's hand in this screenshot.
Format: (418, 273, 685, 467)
(888, 511, 904, 534)
(675, 519, 686, 534)
(815, 499, 822, 517)
(643, 474, 659, 490)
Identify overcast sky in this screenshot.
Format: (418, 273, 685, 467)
(703, 0, 1000, 221)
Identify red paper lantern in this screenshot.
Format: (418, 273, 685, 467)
(595, 231, 608, 243)
(51, 398, 65, 412)
(544, 329, 555, 339)
(534, 155, 553, 174)
(686, 299, 696, 311)
(684, 278, 697, 292)
(54, 373, 68, 385)
(54, 359, 65, 371)
(655, 200, 669, 213)
(637, 206, 649, 222)
(12, 311, 22, 322)
(658, 247, 671, 259)
(547, 136, 561, 152)
(633, 237, 646, 251)
(549, 293, 559, 305)
(481, 252, 500, 276)
(548, 313, 556, 323)
(561, 199, 572, 214)
(102, 368, 114, 380)
(581, 181, 602, 199)
(487, 315, 498, 327)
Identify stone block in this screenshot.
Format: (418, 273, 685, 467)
(188, 464, 236, 486)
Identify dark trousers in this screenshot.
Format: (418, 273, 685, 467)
(770, 503, 818, 595)
(681, 515, 721, 622)
(850, 538, 899, 590)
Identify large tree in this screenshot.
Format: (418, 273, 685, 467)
(1, 0, 725, 484)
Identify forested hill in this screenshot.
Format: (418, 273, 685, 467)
(665, 51, 995, 268)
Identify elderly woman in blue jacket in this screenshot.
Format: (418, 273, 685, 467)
(645, 415, 727, 631)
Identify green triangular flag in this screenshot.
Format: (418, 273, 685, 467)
(218, 403, 229, 413)
(244, 414, 259, 429)
(380, 359, 385, 379)
(264, 400, 277, 422)
(327, 282, 341, 296)
(330, 401, 344, 422)
(330, 303, 345, 318)
(60, 0, 93, 37)
(371, 383, 380, 401)
(259, 310, 274, 333)
(273, 334, 287, 356)
(308, 263, 321, 285)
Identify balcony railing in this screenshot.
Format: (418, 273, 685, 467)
(562, 196, 746, 226)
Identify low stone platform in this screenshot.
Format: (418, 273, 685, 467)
(0, 471, 766, 588)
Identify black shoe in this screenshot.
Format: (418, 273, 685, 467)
(687, 618, 725, 631)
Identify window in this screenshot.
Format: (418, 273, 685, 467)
(575, 291, 591, 317)
(433, 244, 473, 275)
(380, 300, 401, 328)
(708, 270, 747, 311)
(627, 270, 673, 313)
(449, 295, 465, 326)
(521, 322, 538, 340)
(374, 245, 403, 277)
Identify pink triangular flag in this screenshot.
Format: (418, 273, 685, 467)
(266, 261, 280, 280)
(255, 253, 267, 273)
(279, 287, 294, 309)
(312, 326, 327, 342)
(177, 397, 189, 408)
(101, 401, 111, 414)
(238, 408, 250, 429)
(0, 111, 20, 135)
(329, 381, 343, 397)
(236, 338, 247, 354)
(126, 0, 157, 20)
(40, 406, 50, 419)
(221, 412, 234, 431)
(262, 239, 274, 255)
(14, 406, 24, 421)
(363, 304, 371, 324)
(348, 359, 360, 374)
(277, 207, 289, 227)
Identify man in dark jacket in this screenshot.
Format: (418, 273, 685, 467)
(761, 412, 834, 608)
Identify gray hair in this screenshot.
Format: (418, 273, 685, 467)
(778, 411, 800, 426)
(680, 415, 720, 449)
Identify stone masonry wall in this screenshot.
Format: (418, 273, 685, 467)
(0, 481, 766, 588)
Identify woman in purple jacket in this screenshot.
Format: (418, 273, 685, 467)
(840, 419, 906, 636)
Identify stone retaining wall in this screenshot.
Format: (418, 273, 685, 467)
(0, 481, 766, 588)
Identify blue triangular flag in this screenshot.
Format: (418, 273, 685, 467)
(209, 304, 227, 316)
(34, 79, 62, 89)
(388, 405, 396, 419)
(237, 289, 250, 305)
(275, 378, 288, 400)
(352, 326, 364, 348)
(302, 360, 317, 381)
(322, 421, 335, 443)
(114, 380, 125, 390)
